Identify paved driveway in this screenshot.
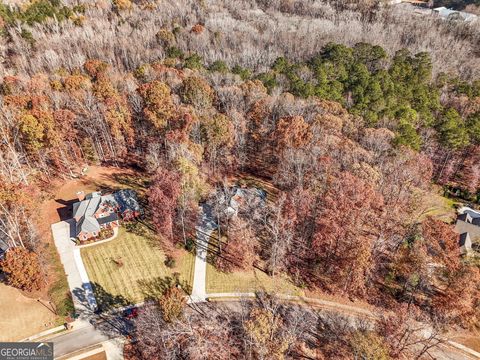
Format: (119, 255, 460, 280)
(51, 220, 97, 316)
(190, 204, 217, 302)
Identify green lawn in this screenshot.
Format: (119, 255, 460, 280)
(81, 224, 194, 305)
(420, 190, 458, 222)
(206, 231, 303, 296)
(206, 263, 304, 295)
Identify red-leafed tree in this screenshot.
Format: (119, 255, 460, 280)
(282, 187, 318, 283)
(137, 80, 175, 130)
(215, 217, 255, 272)
(148, 168, 181, 243)
(455, 146, 480, 194)
(421, 217, 460, 272)
(273, 115, 314, 189)
(274, 115, 312, 151)
(431, 265, 480, 326)
(312, 172, 383, 296)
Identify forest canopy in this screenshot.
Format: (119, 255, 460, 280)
(0, 0, 479, 357)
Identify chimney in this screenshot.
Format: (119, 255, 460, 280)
(76, 191, 85, 201)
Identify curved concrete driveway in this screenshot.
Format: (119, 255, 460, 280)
(51, 220, 97, 315)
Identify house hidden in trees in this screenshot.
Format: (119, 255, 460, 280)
(454, 208, 480, 255)
(73, 189, 141, 241)
(433, 7, 478, 22)
(0, 239, 9, 259)
(223, 186, 267, 216)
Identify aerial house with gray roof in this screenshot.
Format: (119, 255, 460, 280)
(73, 189, 141, 242)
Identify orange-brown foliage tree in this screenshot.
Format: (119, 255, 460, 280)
(0, 247, 44, 291)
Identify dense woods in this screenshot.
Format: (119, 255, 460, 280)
(127, 293, 449, 360)
(0, 0, 479, 357)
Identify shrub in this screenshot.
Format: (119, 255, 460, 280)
(158, 286, 186, 322)
(113, 0, 132, 11)
(183, 53, 204, 70)
(180, 76, 214, 109)
(256, 72, 277, 93)
(185, 238, 195, 252)
(232, 65, 251, 80)
(156, 28, 175, 46)
(164, 255, 176, 268)
(209, 60, 229, 74)
(84, 59, 109, 78)
(190, 24, 205, 34)
(20, 29, 35, 45)
(111, 257, 124, 267)
(166, 46, 184, 59)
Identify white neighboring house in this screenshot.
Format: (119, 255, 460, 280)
(433, 6, 478, 22)
(222, 187, 267, 217)
(459, 232, 472, 255)
(455, 207, 480, 255)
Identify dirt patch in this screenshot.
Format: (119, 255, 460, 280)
(0, 283, 57, 341)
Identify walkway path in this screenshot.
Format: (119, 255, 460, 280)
(190, 204, 217, 302)
(51, 220, 97, 315)
(206, 292, 376, 318)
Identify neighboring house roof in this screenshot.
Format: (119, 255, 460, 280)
(433, 6, 478, 22)
(459, 232, 472, 255)
(0, 239, 9, 253)
(455, 220, 480, 243)
(459, 232, 471, 246)
(434, 6, 456, 17)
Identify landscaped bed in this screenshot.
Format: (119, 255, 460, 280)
(81, 223, 194, 305)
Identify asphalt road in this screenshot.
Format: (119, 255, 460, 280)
(49, 312, 131, 359)
(51, 323, 111, 358)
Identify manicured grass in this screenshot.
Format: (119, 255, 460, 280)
(206, 262, 304, 296)
(47, 241, 75, 322)
(419, 189, 458, 222)
(81, 224, 194, 305)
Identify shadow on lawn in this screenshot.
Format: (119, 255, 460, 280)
(72, 283, 134, 337)
(110, 172, 150, 192)
(73, 282, 132, 314)
(138, 275, 192, 301)
(90, 172, 149, 195)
